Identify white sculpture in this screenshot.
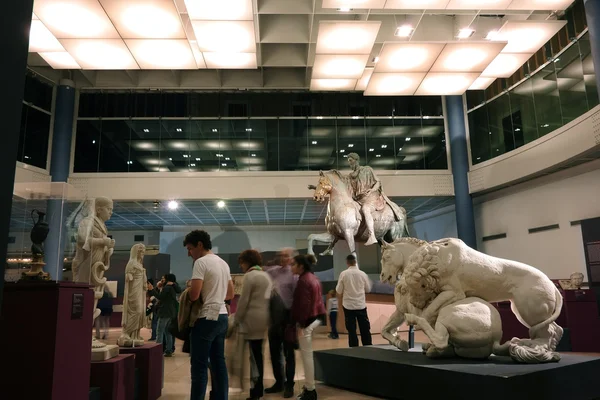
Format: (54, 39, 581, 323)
(71, 196, 119, 360)
(117, 244, 147, 347)
(307, 232, 336, 256)
(381, 237, 564, 363)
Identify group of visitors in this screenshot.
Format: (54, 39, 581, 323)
(148, 229, 374, 400)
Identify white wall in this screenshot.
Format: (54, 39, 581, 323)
(409, 164, 600, 280)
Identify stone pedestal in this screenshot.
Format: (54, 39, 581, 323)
(90, 354, 136, 400)
(92, 344, 120, 361)
(119, 343, 163, 400)
(1, 281, 94, 400)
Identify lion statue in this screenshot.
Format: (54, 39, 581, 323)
(402, 237, 563, 363)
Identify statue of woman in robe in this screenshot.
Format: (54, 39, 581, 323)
(117, 243, 147, 347)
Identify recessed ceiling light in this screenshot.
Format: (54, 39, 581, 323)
(92, 140, 96, 144)
(222, 163, 227, 166)
(225, 157, 230, 160)
(127, 160, 133, 165)
(217, 200, 226, 208)
(245, 128, 252, 132)
(399, 147, 403, 151)
(176, 128, 182, 132)
(348, 144, 354, 147)
(212, 128, 218, 132)
(216, 154, 223, 157)
(312, 140, 318, 144)
(376, 154, 381, 157)
(317, 116, 324, 119)
(190, 163, 196, 167)
(369, 148, 374, 151)
(183, 154, 189, 158)
(406, 137, 411, 141)
(352, 116, 359, 119)
(457, 28, 475, 39)
(143, 128, 149, 132)
(337, 7, 352, 11)
(395, 25, 414, 37)
(168, 200, 178, 210)
(251, 153, 256, 157)
(196, 157, 201, 161)
(340, 149, 345, 153)
(515, 128, 521, 132)
(169, 157, 172, 161)
(381, 144, 387, 148)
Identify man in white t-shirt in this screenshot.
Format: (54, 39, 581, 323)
(184, 230, 234, 400)
(336, 254, 373, 348)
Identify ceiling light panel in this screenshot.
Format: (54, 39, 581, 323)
(33, 0, 120, 39)
(446, 0, 512, 9)
(313, 54, 369, 79)
(355, 67, 374, 90)
(375, 43, 445, 73)
(192, 21, 256, 53)
(492, 20, 567, 54)
(203, 52, 257, 68)
(125, 39, 198, 69)
(184, 0, 253, 21)
(430, 42, 506, 73)
(508, 0, 575, 10)
(310, 79, 358, 91)
(364, 73, 426, 96)
(99, 0, 186, 39)
(480, 53, 532, 78)
(415, 72, 479, 95)
(321, 0, 387, 8)
(384, 0, 450, 9)
(468, 77, 495, 90)
(316, 21, 381, 55)
(38, 52, 81, 69)
(29, 20, 64, 52)
(59, 39, 140, 69)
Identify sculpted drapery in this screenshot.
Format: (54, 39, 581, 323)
(118, 243, 147, 347)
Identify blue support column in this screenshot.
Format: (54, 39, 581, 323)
(0, 0, 35, 313)
(444, 95, 477, 250)
(585, 0, 600, 98)
(44, 79, 76, 279)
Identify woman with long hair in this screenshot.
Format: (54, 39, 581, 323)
(290, 254, 326, 400)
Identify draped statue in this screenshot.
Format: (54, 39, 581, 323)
(117, 244, 147, 347)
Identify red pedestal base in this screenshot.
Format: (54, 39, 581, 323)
(119, 343, 163, 400)
(1, 281, 94, 400)
(90, 354, 135, 400)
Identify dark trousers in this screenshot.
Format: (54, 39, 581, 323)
(268, 321, 296, 388)
(343, 307, 372, 348)
(329, 311, 338, 336)
(248, 339, 264, 398)
(150, 312, 158, 339)
(190, 315, 229, 400)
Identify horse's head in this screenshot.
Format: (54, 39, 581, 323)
(313, 171, 332, 203)
(379, 238, 427, 284)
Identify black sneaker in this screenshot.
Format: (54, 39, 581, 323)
(265, 383, 283, 394)
(297, 387, 317, 400)
(284, 384, 294, 398)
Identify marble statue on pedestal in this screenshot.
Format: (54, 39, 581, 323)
(117, 243, 147, 347)
(308, 155, 409, 256)
(380, 237, 564, 363)
(72, 196, 119, 360)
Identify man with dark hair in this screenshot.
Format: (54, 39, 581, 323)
(184, 230, 234, 400)
(336, 254, 373, 347)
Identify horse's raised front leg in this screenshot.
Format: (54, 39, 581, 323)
(381, 310, 409, 351)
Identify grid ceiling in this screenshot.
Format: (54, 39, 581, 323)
(10, 196, 454, 231)
(26, 0, 573, 90)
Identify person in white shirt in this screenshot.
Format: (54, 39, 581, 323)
(184, 230, 234, 400)
(336, 254, 373, 347)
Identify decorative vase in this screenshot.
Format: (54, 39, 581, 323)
(23, 209, 50, 280)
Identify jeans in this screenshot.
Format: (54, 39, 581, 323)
(329, 311, 338, 336)
(343, 307, 372, 348)
(268, 322, 296, 388)
(298, 319, 321, 391)
(157, 317, 173, 355)
(190, 315, 229, 400)
(150, 312, 158, 340)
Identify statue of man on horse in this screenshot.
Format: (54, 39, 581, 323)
(346, 152, 406, 245)
(307, 154, 409, 256)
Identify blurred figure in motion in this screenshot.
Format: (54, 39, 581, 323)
(326, 290, 339, 339)
(95, 287, 113, 340)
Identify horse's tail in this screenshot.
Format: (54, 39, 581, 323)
(528, 286, 564, 350)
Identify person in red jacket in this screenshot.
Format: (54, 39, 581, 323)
(291, 254, 326, 400)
